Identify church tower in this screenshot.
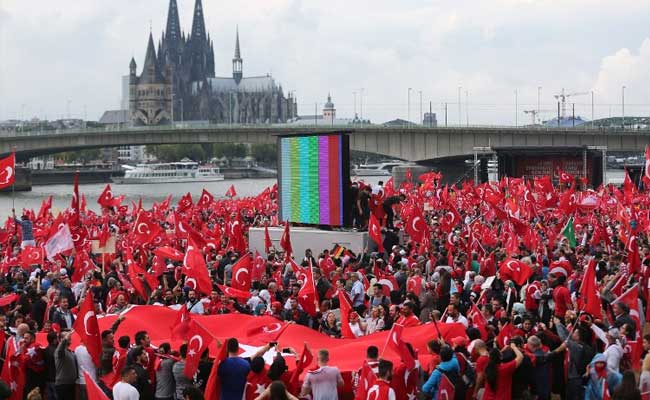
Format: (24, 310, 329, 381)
(129, 33, 172, 125)
(161, 0, 183, 67)
(323, 93, 336, 123)
(187, 0, 215, 81)
(232, 27, 243, 85)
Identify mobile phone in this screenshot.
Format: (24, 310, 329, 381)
(281, 348, 291, 354)
(269, 342, 277, 347)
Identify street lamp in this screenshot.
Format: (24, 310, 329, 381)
(537, 86, 542, 124)
(353, 91, 357, 117)
(407, 88, 412, 127)
(359, 88, 365, 122)
(458, 86, 462, 126)
(418, 90, 422, 126)
(622, 85, 626, 129)
(514, 89, 518, 127)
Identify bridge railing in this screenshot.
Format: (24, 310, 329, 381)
(1, 122, 650, 138)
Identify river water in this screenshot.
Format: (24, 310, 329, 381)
(0, 179, 279, 216)
(0, 171, 625, 217)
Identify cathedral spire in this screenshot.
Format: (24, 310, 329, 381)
(233, 26, 243, 84)
(234, 26, 241, 59)
(140, 32, 164, 84)
(190, 0, 207, 42)
(165, 0, 181, 41)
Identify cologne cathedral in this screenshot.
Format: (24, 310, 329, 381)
(128, 0, 297, 125)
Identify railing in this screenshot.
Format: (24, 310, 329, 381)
(1, 122, 650, 138)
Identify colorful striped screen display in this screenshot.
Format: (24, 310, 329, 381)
(278, 134, 348, 226)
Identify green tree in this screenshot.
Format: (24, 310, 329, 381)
(212, 143, 248, 159)
(250, 143, 277, 166)
(57, 149, 101, 164)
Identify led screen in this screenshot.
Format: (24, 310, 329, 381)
(278, 134, 350, 226)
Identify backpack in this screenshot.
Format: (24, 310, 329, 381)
(455, 352, 476, 388)
(438, 368, 465, 400)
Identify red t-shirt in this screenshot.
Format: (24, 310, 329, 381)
(482, 360, 517, 400)
(475, 355, 489, 374)
(552, 285, 571, 317)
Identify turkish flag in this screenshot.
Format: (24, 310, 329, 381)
(231, 253, 252, 292)
(196, 189, 214, 209)
(297, 264, 318, 317)
(264, 222, 273, 254)
(204, 340, 228, 400)
(20, 246, 44, 268)
(183, 237, 213, 296)
(499, 258, 533, 286)
(83, 370, 110, 400)
(251, 251, 266, 282)
(177, 192, 193, 212)
(73, 291, 102, 367)
(368, 213, 384, 253)
(468, 303, 488, 341)
(290, 342, 314, 388)
(225, 184, 237, 198)
(557, 168, 573, 185)
(245, 321, 288, 345)
(71, 250, 97, 283)
(153, 246, 185, 262)
(405, 207, 428, 243)
(579, 259, 602, 317)
(183, 320, 214, 378)
(170, 304, 192, 340)
(406, 275, 423, 296)
(132, 211, 162, 246)
(354, 361, 378, 400)
(98, 223, 110, 248)
(0, 152, 15, 190)
(217, 284, 251, 301)
(97, 184, 122, 208)
(280, 221, 292, 256)
(437, 373, 456, 400)
(383, 323, 415, 370)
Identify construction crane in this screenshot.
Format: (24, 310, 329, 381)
(554, 88, 589, 119)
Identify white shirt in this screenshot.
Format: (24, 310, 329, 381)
(350, 280, 365, 307)
(113, 381, 140, 400)
(75, 345, 96, 385)
(186, 300, 204, 315)
(603, 342, 624, 373)
(444, 314, 469, 328)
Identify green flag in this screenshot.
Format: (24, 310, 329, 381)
(561, 216, 576, 248)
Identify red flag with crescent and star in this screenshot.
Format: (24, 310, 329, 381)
(499, 258, 533, 286)
(183, 237, 213, 296)
(231, 253, 252, 292)
(183, 320, 214, 378)
(280, 221, 292, 256)
(73, 291, 102, 367)
(71, 250, 97, 283)
(0, 152, 15, 190)
(196, 189, 214, 209)
(368, 213, 384, 253)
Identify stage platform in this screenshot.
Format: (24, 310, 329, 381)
(249, 227, 368, 257)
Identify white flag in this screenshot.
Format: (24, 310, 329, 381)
(45, 224, 74, 261)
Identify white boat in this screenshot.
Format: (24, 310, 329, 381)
(114, 161, 224, 184)
(352, 161, 410, 176)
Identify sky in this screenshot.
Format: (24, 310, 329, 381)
(1, 0, 649, 126)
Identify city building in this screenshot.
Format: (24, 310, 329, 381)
(128, 0, 297, 126)
(289, 94, 367, 126)
(423, 112, 437, 127)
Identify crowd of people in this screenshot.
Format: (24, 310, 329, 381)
(1, 168, 650, 400)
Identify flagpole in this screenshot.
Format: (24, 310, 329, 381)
(11, 148, 16, 213)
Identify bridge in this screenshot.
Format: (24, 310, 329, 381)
(2, 124, 650, 162)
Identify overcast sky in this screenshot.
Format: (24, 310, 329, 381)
(1, 0, 649, 125)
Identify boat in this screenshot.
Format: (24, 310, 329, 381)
(113, 161, 224, 184)
(352, 161, 411, 176)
